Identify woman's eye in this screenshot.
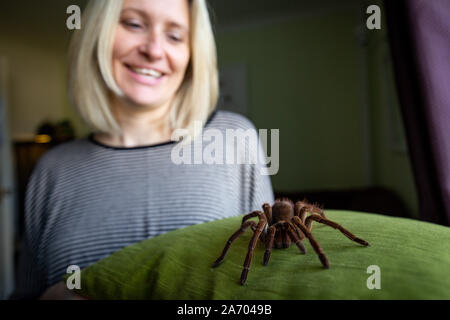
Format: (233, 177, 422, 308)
(168, 33, 183, 43)
(122, 20, 143, 29)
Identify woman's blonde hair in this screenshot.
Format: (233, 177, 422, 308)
(68, 0, 219, 138)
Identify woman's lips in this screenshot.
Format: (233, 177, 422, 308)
(125, 64, 166, 86)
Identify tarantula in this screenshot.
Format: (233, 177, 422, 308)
(212, 198, 370, 285)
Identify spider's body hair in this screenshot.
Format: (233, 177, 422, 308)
(271, 198, 295, 224)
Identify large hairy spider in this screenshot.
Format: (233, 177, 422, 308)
(212, 198, 370, 285)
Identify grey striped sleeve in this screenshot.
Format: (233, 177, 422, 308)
(10, 162, 51, 299)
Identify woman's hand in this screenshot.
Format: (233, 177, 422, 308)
(39, 281, 87, 300)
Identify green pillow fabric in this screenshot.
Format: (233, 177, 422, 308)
(69, 210, 450, 300)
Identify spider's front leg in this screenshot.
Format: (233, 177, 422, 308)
(240, 215, 267, 285)
(305, 215, 369, 246)
(292, 216, 330, 268)
(212, 210, 266, 269)
(263, 223, 279, 266)
(295, 200, 326, 225)
(212, 219, 258, 268)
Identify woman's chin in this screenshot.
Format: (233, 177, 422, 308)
(122, 95, 165, 110)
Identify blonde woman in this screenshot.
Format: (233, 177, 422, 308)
(12, 0, 273, 299)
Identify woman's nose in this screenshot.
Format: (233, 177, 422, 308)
(139, 35, 163, 60)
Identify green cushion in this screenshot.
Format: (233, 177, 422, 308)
(69, 210, 450, 300)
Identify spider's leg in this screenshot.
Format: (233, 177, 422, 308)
(240, 216, 267, 285)
(294, 201, 309, 223)
(212, 220, 257, 268)
(309, 202, 326, 219)
(244, 211, 267, 242)
(263, 225, 276, 266)
(287, 221, 306, 254)
(288, 218, 305, 241)
(305, 214, 369, 246)
(295, 201, 326, 224)
(292, 216, 329, 268)
(241, 210, 265, 225)
(262, 203, 273, 225)
(255, 224, 267, 243)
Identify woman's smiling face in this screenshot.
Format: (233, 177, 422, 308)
(112, 0, 191, 108)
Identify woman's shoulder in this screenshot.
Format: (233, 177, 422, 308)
(32, 138, 93, 173)
(208, 110, 257, 131)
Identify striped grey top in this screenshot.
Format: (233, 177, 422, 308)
(11, 111, 274, 299)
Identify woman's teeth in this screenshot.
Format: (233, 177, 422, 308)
(131, 67, 163, 78)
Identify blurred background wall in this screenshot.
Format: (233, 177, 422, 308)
(0, 1, 86, 140)
(213, 0, 416, 218)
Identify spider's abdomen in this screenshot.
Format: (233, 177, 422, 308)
(271, 201, 294, 224)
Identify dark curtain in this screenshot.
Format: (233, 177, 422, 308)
(385, 0, 450, 226)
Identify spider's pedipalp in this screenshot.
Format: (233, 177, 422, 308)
(287, 221, 306, 254)
(281, 224, 291, 249)
(273, 230, 283, 249)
